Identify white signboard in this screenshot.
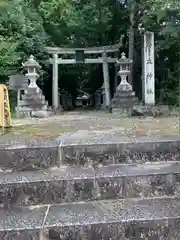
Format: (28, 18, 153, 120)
(142, 32, 155, 105)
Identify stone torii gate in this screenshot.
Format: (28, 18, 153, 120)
(45, 43, 121, 110)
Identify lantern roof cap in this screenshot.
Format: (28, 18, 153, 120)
(116, 52, 133, 64)
(22, 55, 41, 69)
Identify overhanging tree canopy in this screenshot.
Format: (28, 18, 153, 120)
(0, 0, 180, 106)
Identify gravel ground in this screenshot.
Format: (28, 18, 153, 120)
(0, 111, 179, 144)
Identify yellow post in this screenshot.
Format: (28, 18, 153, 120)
(0, 84, 12, 129)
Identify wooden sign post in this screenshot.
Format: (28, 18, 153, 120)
(0, 84, 11, 128)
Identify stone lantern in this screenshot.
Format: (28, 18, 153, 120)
(22, 55, 41, 90)
(18, 55, 50, 117)
(117, 52, 133, 91)
(112, 52, 139, 115)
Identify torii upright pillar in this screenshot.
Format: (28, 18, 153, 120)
(102, 51, 111, 108)
(52, 53, 59, 109)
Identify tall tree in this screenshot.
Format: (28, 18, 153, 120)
(0, 0, 48, 76)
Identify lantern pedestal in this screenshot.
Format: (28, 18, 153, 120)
(117, 71, 133, 92)
(112, 88, 139, 116)
(19, 88, 50, 117)
(19, 83, 51, 117)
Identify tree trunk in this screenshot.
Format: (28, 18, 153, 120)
(128, 0, 136, 87)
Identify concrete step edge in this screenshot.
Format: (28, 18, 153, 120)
(0, 162, 180, 206)
(0, 196, 179, 232)
(0, 135, 180, 149)
(0, 161, 180, 184)
(61, 135, 180, 147)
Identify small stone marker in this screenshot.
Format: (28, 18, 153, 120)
(8, 74, 29, 90)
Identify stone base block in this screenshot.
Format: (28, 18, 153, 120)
(132, 105, 170, 117)
(30, 110, 50, 118)
(17, 111, 50, 118)
(17, 105, 50, 118)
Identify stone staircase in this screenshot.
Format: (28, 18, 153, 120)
(1, 134, 180, 239)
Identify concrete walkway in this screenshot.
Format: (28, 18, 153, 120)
(0, 111, 179, 144)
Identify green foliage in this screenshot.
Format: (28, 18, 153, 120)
(38, 0, 116, 46)
(0, 0, 180, 106)
(0, 37, 20, 75)
(0, 0, 48, 76)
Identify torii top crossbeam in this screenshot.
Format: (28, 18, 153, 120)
(45, 43, 121, 55)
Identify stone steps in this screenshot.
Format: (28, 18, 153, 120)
(0, 197, 180, 239)
(0, 142, 59, 171)
(0, 162, 179, 207)
(61, 136, 180, 166)
(1, 136, 180, 171)
(1, 135, 180, 239)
